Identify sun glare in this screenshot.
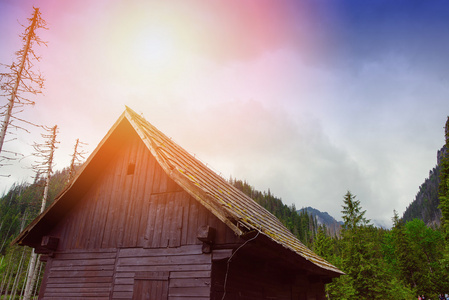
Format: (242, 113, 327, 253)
(134, 27, 176, 69)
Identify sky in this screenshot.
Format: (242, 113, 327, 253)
(1, 0, 449, 228)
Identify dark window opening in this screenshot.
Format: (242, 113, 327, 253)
(127, 163, 136, 175)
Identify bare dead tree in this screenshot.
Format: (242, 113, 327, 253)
(0, 7, 47, 163)
(68, 138, 87, 182)
(30, 125, 58, 213)
(23, 124, 58, 300)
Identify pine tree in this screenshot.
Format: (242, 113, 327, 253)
(391, 211, 420, 290)
(313, 224, 332, 261)
(336, 191, 386, 299)
(341, 191, 368, 230)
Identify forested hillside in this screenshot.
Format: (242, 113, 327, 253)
(301, 206, 343, 236)
(230, 178, 321, 247)
(0, 168, 71, 299)
(403, 146, 446, 225)
(302, 206, 343, 226)
(0, 169, 71, 253)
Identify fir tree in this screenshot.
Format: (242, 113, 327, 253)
(336, 191, 386, 299)
(313, 224, 332, 261)
(391, 212, 420, 290)
(341, 191, 369, 230)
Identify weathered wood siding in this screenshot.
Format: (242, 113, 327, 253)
(39, 130, 239, 299)
(50, 131, 238, 251)
(40, 249, 116, 299)
(40, 245, 212, 300)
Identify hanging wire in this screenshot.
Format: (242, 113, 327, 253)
(221, 230, 260, 300)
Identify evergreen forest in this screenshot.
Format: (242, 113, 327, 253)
(0, 168, 72, 299)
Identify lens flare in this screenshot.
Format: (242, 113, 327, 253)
(133, 27, 176, 69)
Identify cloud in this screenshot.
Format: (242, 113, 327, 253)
(162, 99, 365, 220)
(2, 0, 449, 228)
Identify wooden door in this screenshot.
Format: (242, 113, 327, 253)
(132, 272, 169, 300)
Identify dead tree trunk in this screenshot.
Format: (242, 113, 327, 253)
(68, 138, 87, 182)
(23, 125, 58, 300)
(0, 7, 47, 156)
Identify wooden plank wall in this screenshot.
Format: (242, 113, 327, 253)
(51, 132, 239, 251)
(40, 249, 116, 299)
(40, 131, 241, 299)
(40, 245, 212, 300)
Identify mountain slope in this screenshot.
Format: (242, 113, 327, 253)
(302, 206, 343, 226)
(402, 146, 446, 225)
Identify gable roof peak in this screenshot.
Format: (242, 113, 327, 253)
(14, 107, 343, 276)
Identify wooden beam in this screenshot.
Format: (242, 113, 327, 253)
(197, 225, 216, 244)
(212, 249, 233, 261)
(41, 236, 59, 251)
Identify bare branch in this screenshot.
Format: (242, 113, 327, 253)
(0, 7, 47, 161)
(31, 125, 59, 174)
(68, 139, 88, 181)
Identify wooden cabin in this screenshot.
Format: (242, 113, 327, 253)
(14, 107, 343, 300)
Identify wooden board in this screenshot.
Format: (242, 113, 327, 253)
(42, 251, 115, 299)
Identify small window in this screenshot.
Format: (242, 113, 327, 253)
(127, 163, 136, 175)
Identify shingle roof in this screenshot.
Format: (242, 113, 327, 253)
(124, 107, 343, 275)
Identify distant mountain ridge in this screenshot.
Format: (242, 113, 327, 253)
(299, 206, 344, 226)
(297, 206, 343, 236)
